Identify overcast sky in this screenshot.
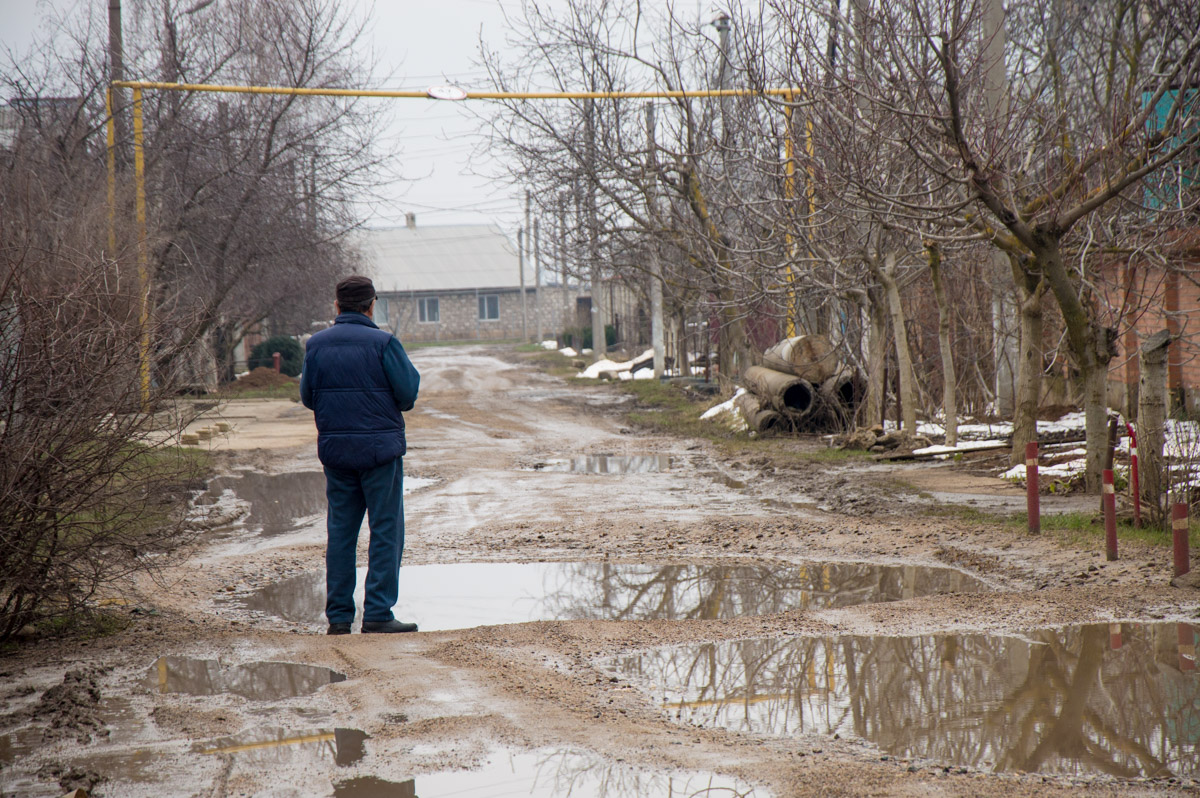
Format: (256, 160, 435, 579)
(0, 0, 549, 232)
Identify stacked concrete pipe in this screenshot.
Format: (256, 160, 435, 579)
(740, 335, 864, 434)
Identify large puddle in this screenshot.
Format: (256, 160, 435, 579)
(609, 622, 1200, 778)
(533, 455, 672, 474)
(235, 560, 987, 631)
(333, 748, 765, 797)
(195, 470, 435, 537)
(144, 657, 346, 700)
(10, 741, 761, 797)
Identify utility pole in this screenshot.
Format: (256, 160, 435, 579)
(983, 0, 1016, 417)
(646, 101, 665, 379)
(106, 0, 125, 252)
(534, 218, 543, 344)
(715, 13, 733, 149)
(523, 191, 531, 342)
(518, 225, 527, 342)
(559, 195, 572, 344)
(584, 98, 607, 360)
(108, 0, 127, 165)
(307, 148, 318, 228)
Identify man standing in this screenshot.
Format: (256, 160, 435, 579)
(300, 276, 420, 635)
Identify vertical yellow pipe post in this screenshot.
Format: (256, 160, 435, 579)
(783, 93, 797, 337)
(106, 88, 116, 253)
(133, 88, 150, 408)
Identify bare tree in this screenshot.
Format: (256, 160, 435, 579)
(835, 0, 1200, 487)
(6, 0, 390, 386)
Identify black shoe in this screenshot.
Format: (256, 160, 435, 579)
(327, 623, 352, 635)
(361, 619, 418, 634)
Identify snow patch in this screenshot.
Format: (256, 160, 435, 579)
(911, 439, 1008, 456)
(576, 349, 654, 379)
(701, 388, 746, 420)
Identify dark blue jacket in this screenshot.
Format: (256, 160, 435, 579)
(300, 313, 420, 471)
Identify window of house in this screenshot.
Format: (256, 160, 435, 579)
(478, 294, 499, 320)
(418, 296, 439, 323)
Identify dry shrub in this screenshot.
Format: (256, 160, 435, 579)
(0, 131, 200, 643)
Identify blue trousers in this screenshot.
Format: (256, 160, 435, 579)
(323, 457, 404, 624)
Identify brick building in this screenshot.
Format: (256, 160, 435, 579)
(1110, 243, 1200, 418)
(357, 216, 581, 344)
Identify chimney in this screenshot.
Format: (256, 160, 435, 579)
(405, 212, 416, 229)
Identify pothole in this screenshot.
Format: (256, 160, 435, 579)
(144, 657, 346, 700)
(608, 621, 1200, 778)
(333, 747, 766, 797)
(530, 455, 672, 474)
(233, 560, 987, 631)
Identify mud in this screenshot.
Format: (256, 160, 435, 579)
(28, 668, 108, 745)
(2, 344, 1199, 797)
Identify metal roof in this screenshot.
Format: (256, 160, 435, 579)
(356, 223, 524, 293)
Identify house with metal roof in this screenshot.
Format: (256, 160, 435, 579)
(356, 214, 582, 343)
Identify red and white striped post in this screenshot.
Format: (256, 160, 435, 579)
(1026, 441, 1040, 535)
(1109, 622, 1122, 650)
(1173, 501, 1191, 579)
(1103, 469, 1118, 561)
(1126, 422, 1141, 528)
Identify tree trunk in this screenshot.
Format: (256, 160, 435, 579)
(676, 311, 690, 378)
(716, 303, 750, 390)
(927, 243, 958, 446)
(864, 288, 887, 427)
(1081, 359, 1109, 494)
(877, 253, 918, 433)
(1011, 270, 1046, 466)
(1138, 330, 1171, 526)
(1036, 239, 1112, 492)
(992, 269, 1017, 417)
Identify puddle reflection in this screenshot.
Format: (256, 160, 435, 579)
(333, 776, 416, 797)
(333, 748, 762, 797)
(198, 471, 327, 536)
(611, 622, 1200, 777)
(535, 455, 672, 474)
(145, 657, 346, 700)
(197, 471, 434, 537)
(195, 727, 367, 766)
(237, 560, 986, 631)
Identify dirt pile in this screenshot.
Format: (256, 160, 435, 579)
(32, 667, 108, 744)
(228, 367, 299, 392)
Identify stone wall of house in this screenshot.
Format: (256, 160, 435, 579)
(379, 286, 583, 344)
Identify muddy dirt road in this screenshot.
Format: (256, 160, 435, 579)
(2, 345, 1198, 797)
